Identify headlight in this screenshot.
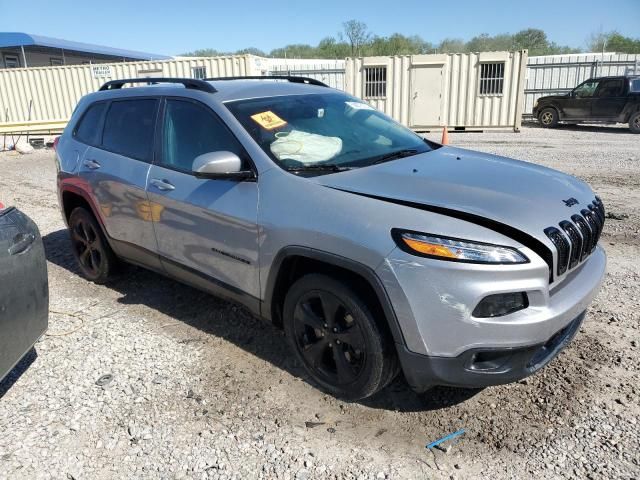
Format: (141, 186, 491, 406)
(534, 99, 539, 108)
(392, 230, 529, 264)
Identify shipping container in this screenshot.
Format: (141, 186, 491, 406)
(0, 55, 259, 126)
(345, 51, 528, 131)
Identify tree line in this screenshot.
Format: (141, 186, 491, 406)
(183, 21, 640, 59)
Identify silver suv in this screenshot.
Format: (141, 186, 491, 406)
(56, 77, 606, 400)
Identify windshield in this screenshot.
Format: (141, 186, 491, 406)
(225, 93, 435, 173)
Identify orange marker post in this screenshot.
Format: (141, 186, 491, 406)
(441, 126, 449, 145)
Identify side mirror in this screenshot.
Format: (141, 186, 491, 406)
(192, 151, 255, 180)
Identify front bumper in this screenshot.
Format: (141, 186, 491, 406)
(398, 310, 585, 391)
(377, 244, 606, 391)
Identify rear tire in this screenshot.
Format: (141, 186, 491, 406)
(538, 107, 559, 128)
(629, 112, 640, 134)
(68, 207, 117, 284)
(283, 274, 398, 400)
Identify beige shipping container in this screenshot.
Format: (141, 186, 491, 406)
(0, 55, 259, 126)
(345, 50, 528, 131)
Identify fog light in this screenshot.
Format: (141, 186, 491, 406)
(472, 292, 528, 318)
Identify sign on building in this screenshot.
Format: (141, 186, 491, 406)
(91, 65, 112, 78)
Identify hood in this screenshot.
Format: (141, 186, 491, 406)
(538, 94, 569, 102)
(315, 146, 596, 249)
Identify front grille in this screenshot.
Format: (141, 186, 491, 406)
(544, 227, 570, 275)
(559, 220, 582, 269)
(545, 197, 605, 282)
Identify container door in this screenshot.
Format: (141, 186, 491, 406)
(410, 64, 444, 128)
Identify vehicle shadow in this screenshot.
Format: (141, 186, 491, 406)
(42, 228, 481, 412)
(0, 348, 38, 400)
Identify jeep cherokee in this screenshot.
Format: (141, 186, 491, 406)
(56, 77, 606, 400)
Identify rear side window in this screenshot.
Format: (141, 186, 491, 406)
(595, 78, 624, 97)
(74, 102, 106, 145)
(161, 99, 245, 172)
(631, 79, 640, 93)
(102, 99, 158, 162)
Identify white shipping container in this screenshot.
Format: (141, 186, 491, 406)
(345, 51, 528, 131)
(0, 55, 259, 125)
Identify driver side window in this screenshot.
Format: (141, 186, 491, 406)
(161, 99, 245, 173)
(574, 80, 599, 98)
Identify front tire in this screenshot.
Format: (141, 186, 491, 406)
(538, 107, 559, 128)
(68, 207, 117, 284)
(629, 111, 640, 134)
(283, 274, 397, 400)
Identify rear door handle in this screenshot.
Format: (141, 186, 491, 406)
(150, 178, 175, 191)
(83, 159, 101, 170)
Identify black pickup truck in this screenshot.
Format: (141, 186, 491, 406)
(533, 75, 640, 133)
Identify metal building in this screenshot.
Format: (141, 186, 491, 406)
(345, 51, 528, 131)
(0, 32, 170, 69)
(524, 53, 640, 115)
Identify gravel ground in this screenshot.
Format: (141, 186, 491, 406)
(0, 123, 638, 479)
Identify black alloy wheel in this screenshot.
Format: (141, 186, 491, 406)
(292, 290, 367, 385)
(283, 274, 398, 400)
(68, 207, 116, 283)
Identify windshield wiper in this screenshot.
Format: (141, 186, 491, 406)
(372, 149, 420, 165)
(284, 164, 353, 173)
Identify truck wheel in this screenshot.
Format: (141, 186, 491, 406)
(283, 274, 397, 400)
(68, 207, 117, 284)
(630, 112, 640, 134)
(539, 108, 559, 128)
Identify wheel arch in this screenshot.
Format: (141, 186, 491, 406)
(539, 103, 561, 119)
(60, 187, 108, 236)
(263, 246, 406, 346)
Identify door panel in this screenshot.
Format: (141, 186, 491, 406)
(592, 78, 627, 119)
(79, 147, 158, 263)
(148, 97, 260, 298)
(0, 208, 48, 381)
(410, 65, 444, 127)
(563, 80, 599, 119)
(146, 166, 260, 297)
(77, 98, 161, 267)
(562, 98, 592, 118)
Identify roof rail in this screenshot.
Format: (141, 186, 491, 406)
(205, 75, 329, 87)
(99, 78, 217, 93)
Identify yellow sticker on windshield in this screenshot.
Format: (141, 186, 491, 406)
(251, 111, 287, 130)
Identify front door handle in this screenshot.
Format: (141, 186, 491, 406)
(150, 178, 175, 191)
(83, 159, 101, 170)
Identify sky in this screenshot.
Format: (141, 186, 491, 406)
(0, 0, 638, 56)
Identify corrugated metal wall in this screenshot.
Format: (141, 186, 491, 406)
(345, 51, 527, 131)
(524, 53, 640, 115)
(0, 56, 257, 124)
(268, 59, 345, 90)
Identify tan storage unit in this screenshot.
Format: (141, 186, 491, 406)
(0, 55, 258, 127)
(345, 51, 528, 131)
